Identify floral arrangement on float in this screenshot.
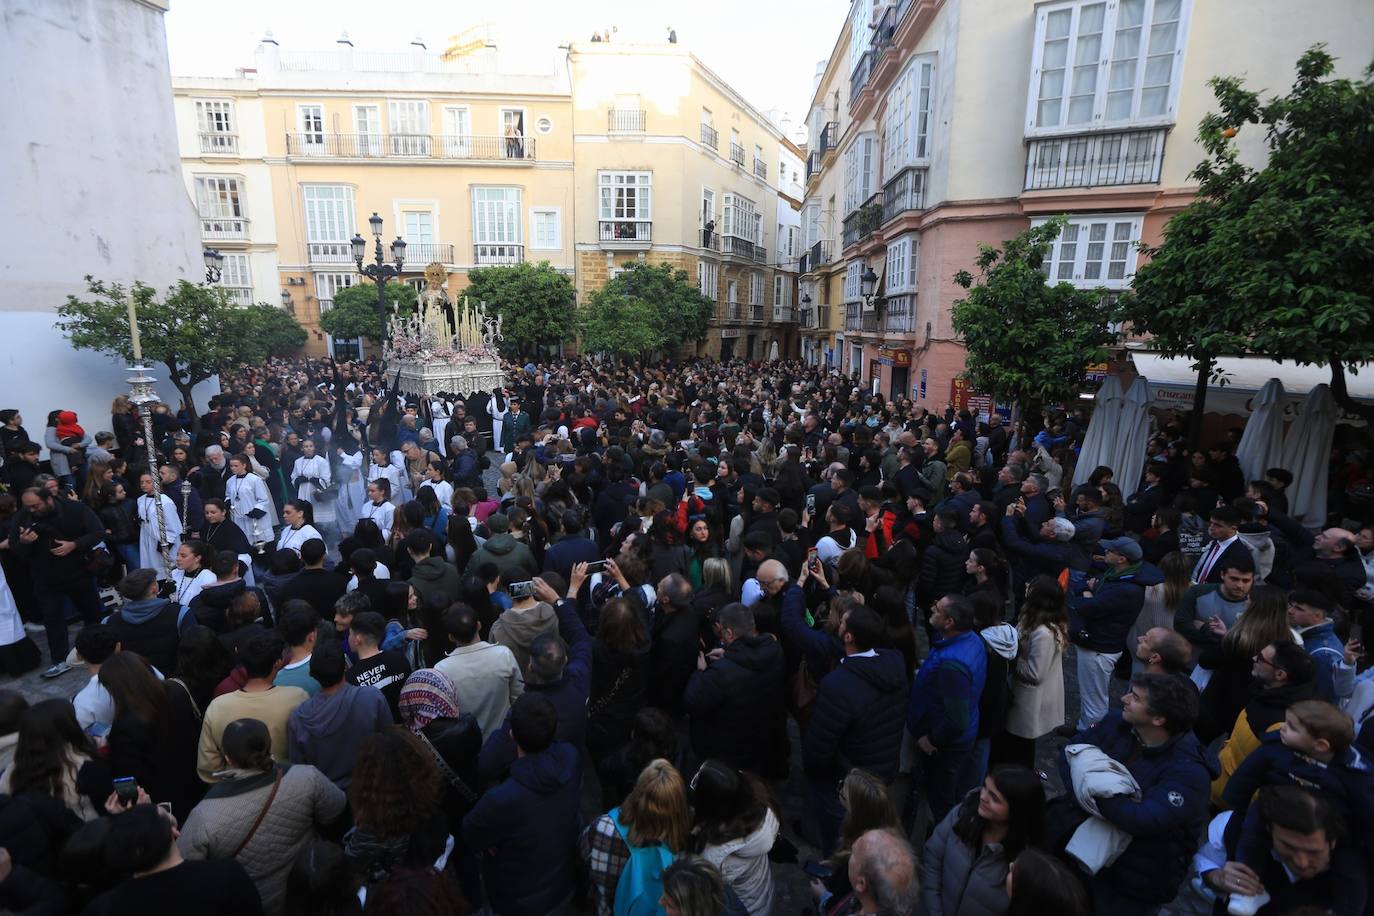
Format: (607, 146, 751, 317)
(384, 263, 505, 396)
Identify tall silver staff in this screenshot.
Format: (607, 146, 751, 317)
(124, 301, 173, 579)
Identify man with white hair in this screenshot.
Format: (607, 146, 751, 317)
(194, 444, 232, 502)
(851, 829, 919, 916)
(1000, 509, 1083, 581)
(449, 435, 481, 489)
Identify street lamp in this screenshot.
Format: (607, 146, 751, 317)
(123, 306, 173, 579)
(280, 288, 293, 312)
(351, 212, 406, 344)
(203, 248, 225, 284)
(860, 266, 884, 312)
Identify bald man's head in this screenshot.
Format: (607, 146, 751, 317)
(849, 829, 918, 915)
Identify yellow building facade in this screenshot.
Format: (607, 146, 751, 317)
(173, 38, 799, 360)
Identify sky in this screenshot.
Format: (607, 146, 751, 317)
(164, 0, 850, 127)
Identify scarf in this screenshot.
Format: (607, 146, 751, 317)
(397, 668, 461, 731)
(55, 411, 85, 440)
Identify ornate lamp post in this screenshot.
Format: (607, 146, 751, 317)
(350, 212, 406, 345)
(203, 248, 225, 284)
(123, 303, 173, 579)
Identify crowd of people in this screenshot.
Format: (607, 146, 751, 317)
(0, 354, 1370, 916)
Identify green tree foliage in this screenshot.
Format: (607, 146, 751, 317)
(577, 292, 662, 360)
(318, 281, 418, 343)
(463, 261, 576, 356)
(952, 219, 1119, 412)
(576, 263, 715, 359)
(58, 278, 306, 430)
(1124, 46, 1374, 424)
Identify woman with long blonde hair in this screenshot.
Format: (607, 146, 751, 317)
(582, 758, 690, 915)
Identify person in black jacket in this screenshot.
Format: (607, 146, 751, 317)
(646, 574, 702, 719)
(683, 602, 786, 779)
(188, 551, 272, 633)
(915, 510, 969, 609)
(105, 570, 191, 676)
(9, 487, 107, 676)
(802, 604, 908, 856)
(275, 538, 346, 621)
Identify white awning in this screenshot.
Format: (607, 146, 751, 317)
(1127, 351, 1373, 425)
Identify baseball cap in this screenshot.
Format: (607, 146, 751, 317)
(1099, 537, 1143, 562)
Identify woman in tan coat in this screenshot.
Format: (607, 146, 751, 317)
(992, 576, 1068, 768)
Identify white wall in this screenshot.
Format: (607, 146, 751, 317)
(0, 0, 214, 449)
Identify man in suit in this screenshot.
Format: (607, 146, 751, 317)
(1192, 505, 1251, 584)
(499, 398, 532, 455)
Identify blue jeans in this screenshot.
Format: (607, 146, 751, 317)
(116, 543, 141, 576)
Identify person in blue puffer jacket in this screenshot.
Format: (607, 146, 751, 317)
(907, 594, 987, 828)
(1058, 672, 1215, 916)
(1067, 537, 1163, 731)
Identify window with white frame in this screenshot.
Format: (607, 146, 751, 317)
(884, 235, 919, 293)
(441, 107, 471, 157)
(786, 226, 797, 258)
(403, 211, 434, 244)
(599, 172, 652, 221)
(727, 279, 739, 305)
(472, 187, 523, 250)
(195, 100, 236, 151)
(843, 134, 877, 214)
(845, 261, 863, 302)
(316, 272, 354, 312)
(849, 0, 874, 75)
(354, 105, 382, 156)
(749, 273, 763, 305)
(1028, 0, 1188, 132)
(881, 56, 936, 175)
(530, 208, 561, 250)
(298, 105, 325, 148)
(388, 100, 431, 155)
(219, 253, 251, 292)
(697, 260, 719, 299)
(774, 274, 788, 306)
(1033, 214, 1143, 286)
(701, 188, 715, 228)
(804, 204, 821, 248)
(194, 176, 244, 220)
(722, 193, 758, 240)
(302, 185, 355, 260)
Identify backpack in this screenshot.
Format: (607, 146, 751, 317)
(609, 807, 674, 916)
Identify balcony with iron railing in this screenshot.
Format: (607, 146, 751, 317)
(819, 122, 839, 157)
(285, 133, 536, 161)
(201, 216, 248, 241)
(773, 306, 798, 323)
(609, 109, 646, 133)
(749, 305, 765, 322)
(699, 228, 721, 251)
(199, 131, 238, 155)
(402, 242, 456, 264)
(800, 240, 832, 275)
(871, 4, 898, 65)
(842, 194, 883, 249)
(700, 123, 718, 149)
(883, 294, 917, 332)
(806, 151, 822, 183)
(844, 302, 880, 333)
(729, 143, 746, 167)
(598, 220, 652, 246)
(753, 158, 767, 180)
(880, 166, 927, 225)
(850, 51, 872, 104)
(1023, 127, 1168, 191)
(725, 300, 741, 321)
(720, 235, 766, 263)
(474, 244, 524, 265)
